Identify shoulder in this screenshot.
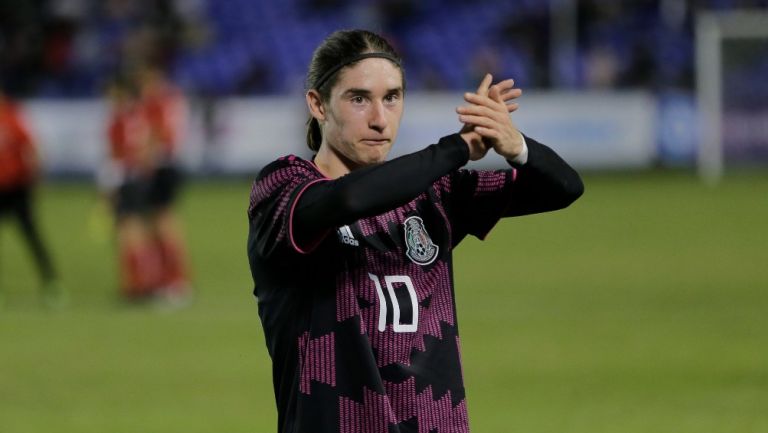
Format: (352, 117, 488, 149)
(255, 155, 324, 184)
(249, 155, 323, 213)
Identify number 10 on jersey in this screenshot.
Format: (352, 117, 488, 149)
(368, 273, 419, 333)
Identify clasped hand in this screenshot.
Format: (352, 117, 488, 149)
(458, 73, 524, 161)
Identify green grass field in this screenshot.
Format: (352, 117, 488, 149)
(1, 172, 767, 433)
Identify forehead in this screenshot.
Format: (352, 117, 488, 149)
(332, 58, 403, 93)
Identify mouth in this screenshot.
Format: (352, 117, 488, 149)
(361, 139, 390, 146)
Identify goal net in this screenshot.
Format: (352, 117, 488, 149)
(696, 10, 768, 183)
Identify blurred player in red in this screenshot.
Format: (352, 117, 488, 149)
(0, 89, 62, 307)
(138, 65, 192, 302)
(103, 70, 191, 304)
(103, 77, 161, 301)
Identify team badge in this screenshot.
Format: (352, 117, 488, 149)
(403, 216, 439, 265)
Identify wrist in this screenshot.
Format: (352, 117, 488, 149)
(504, 132, 528, 165)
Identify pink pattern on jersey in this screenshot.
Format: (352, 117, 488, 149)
(339, 388, 397, 433)
(336, 270, 369, 334)
(430, 177, 453, 245)
(298, 331, 336, 394)
(340, 378, 469, 433)
(249, 159, 298, 214)
(249, 157, 323, 253)
(356, 199, 418, 238)
(434, 174, 452, 192)
(475, 170, 512, 195)
(337, 258, 455, 368)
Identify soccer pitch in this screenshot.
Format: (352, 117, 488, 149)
(1, 172, 767, 433)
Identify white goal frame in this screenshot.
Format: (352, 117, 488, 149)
(696, 10, 768, 184)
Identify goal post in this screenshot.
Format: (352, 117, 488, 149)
(695, 10, 768, 184)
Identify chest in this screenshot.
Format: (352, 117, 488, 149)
(331, 193, 451, 268)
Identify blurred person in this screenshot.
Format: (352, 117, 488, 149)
(102, 77, 162, 301)
(102, 72, 190, 305)
(137, 65, 192, 301)
(247, 29, 583, 433)
(0, 89, 62, 307)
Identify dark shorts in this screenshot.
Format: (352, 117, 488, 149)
(0, 186, 31, 216)
(149, 165, 183, 209)
(115, 165, 183, 217)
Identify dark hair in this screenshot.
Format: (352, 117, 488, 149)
(305, 29, 403, 151)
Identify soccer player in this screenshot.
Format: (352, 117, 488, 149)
(0, 89, 62, 307)
(103, 77, 161, 300)
(99, 68, 190, 306)
(103, 71, 191, 304)
(137, 65, 192, 301)
(247, 29, 583, 433)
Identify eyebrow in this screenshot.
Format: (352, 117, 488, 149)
(342, 87, 403, 97)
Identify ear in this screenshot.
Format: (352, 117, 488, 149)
(306, 89, 326, 122)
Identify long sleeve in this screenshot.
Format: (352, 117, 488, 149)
(503, 135, 584, 217)
(441, 134, 583, 244)
(293, 134, 469, 245)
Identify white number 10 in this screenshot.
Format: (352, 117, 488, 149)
(368, 273, 419, 333)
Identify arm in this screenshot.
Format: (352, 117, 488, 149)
(291, 75, 526, 248)
(504, 135, 584, 216)
(457, 76, 583, 216)
(292, 134, 469, 245)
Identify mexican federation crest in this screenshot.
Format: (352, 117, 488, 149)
(403, 216, 439, 265)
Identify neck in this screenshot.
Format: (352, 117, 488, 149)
(314, 143, 358, 179)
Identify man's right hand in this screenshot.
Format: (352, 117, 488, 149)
(459, 74, 493, 161)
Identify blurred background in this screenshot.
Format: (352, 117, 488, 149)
(1, 1, 767, 432)
(1, 0, 767, 174)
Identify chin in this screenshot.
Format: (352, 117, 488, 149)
(370, 146, 392, 163)
(352, 150, 386, 167)
(367, 153, 388, 165)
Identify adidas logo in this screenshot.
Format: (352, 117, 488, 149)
(337, 225, 359, 247)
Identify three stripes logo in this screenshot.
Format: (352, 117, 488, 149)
(337, 225, 359, 247)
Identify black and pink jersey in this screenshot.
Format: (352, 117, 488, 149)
(247, 134, 583, 433)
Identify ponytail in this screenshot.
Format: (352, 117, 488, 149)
(306, 116, 323, 152)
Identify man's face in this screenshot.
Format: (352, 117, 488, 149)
(320, 58, 404, 168)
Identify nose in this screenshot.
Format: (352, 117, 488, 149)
(368, 101, 387, 133)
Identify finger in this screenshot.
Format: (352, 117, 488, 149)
(459, 99, 518, 118)
(474, 126, 501, 140)
(476, 73, 493, 97)
(458, 114, 498, 129)
(495, 78, 516, 89)
(489, 79, 513, 102)
(456, 103, 502, 120)
(464, 92, 507, 113)
(499, 87, 522, 102)
(459, 102, 509, 125)
(493, 79, 516, 96)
